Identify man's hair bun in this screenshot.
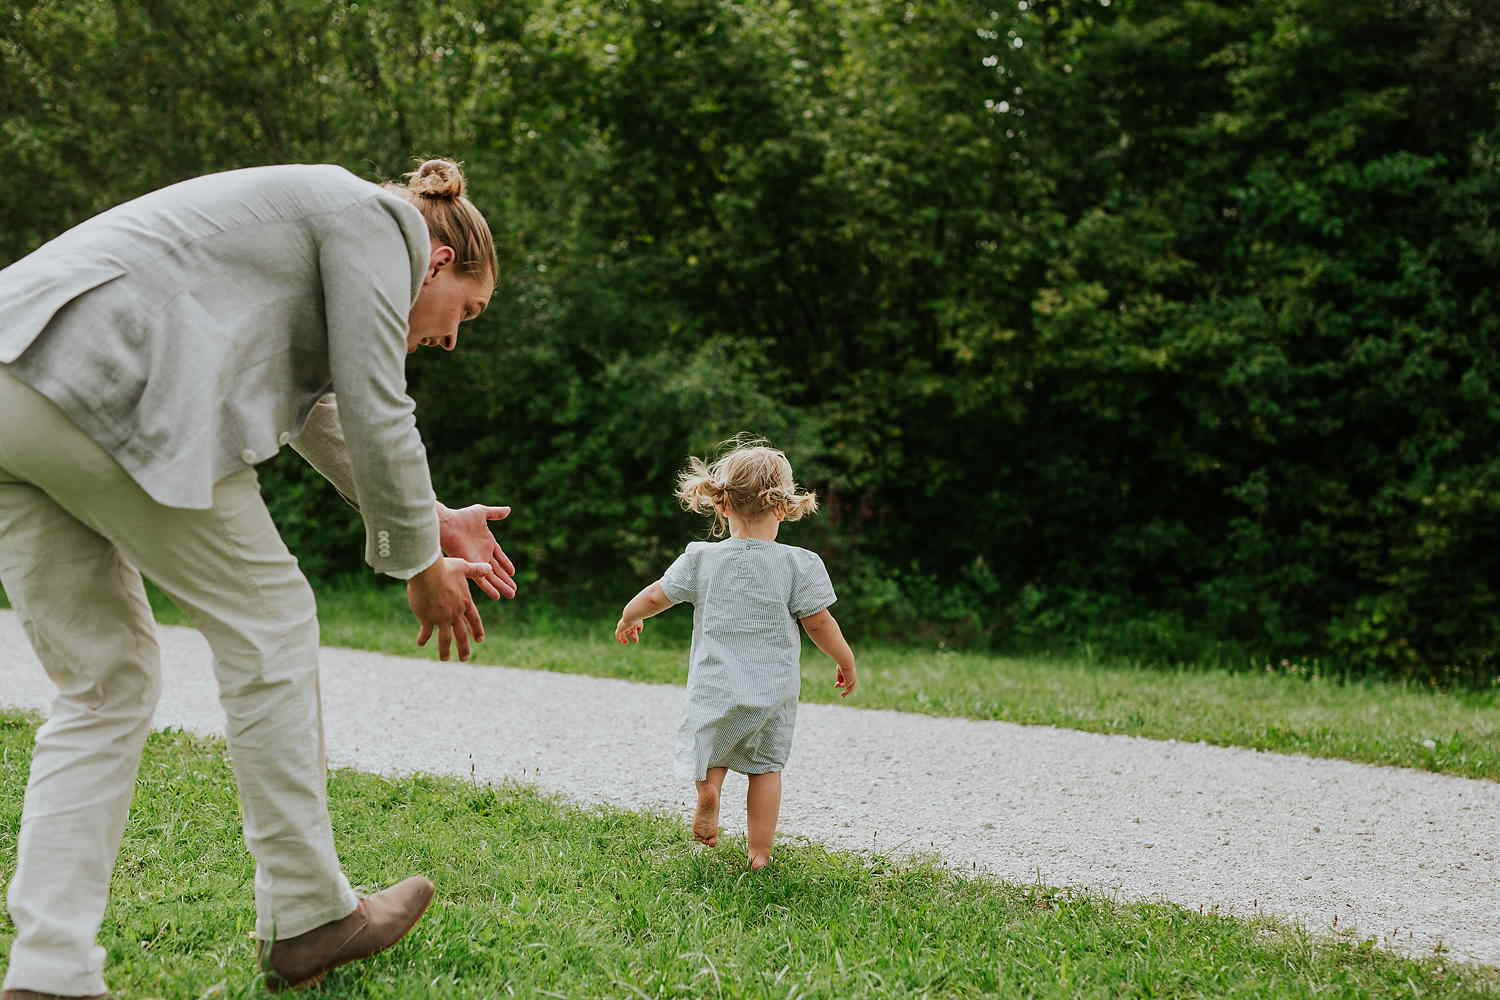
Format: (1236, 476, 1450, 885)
(406, 158, 466, 200)
(383, 154, 495, 279)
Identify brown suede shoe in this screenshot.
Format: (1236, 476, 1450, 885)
(1, 992, 115, 1000)
(258, 875, 436, 990)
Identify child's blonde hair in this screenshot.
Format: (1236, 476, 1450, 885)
(676, 436, 818, 538)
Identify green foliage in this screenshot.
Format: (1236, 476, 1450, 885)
(2, 0, 1497, 683)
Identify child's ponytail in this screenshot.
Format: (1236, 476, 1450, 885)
(675, 456, 732, 537)
(770, 485, 819, 522)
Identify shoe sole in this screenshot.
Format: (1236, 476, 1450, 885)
(271, 890, 436, 992)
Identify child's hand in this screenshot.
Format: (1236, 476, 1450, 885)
(615, 617, 644, 644)
(835, 662, 857, 697)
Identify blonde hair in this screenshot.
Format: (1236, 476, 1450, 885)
(384, 157, 497, 281)
(675, 436, 819, 538)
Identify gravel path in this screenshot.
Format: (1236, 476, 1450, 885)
(1, 611, 1496, 967)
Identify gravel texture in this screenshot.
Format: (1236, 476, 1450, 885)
(1, 610, 1496, 967)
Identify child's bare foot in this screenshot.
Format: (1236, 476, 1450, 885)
(692, 787, 720, 846)
(748, 852, 771, 870)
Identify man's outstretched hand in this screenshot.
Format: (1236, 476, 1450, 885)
(437, 503, 517, 599)
(407, 556, 496, 661)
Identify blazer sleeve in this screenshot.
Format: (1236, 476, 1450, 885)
(315, 195, 440, 579)
(289, 393, 360, 511)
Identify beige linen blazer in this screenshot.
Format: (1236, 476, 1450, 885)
(0, 163, 440, 577)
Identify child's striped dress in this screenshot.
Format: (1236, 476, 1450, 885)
(659, 537, 836, 781)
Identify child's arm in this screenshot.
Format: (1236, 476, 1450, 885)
(799, 609, 857, 697)
(615, 581, 676, 644)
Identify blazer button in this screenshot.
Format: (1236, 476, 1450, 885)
(277, 431, 291, 446)
(240, 448, 256, 464)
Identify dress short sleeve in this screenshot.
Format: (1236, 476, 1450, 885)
(789, 550, 837, 620)
(659, 543, 704, 605)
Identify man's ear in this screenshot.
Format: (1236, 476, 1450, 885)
(427, 244, 457, 280)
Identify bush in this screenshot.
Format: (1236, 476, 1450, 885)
(2, 0, 1496, 684)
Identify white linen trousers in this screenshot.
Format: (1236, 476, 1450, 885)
(0, 366, 358, 995)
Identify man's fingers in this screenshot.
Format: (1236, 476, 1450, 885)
(438, 624, 452, 661)
(484, 506, 512, 521)
(465, 600, 485, 642)
(492, 544, 517, 578)
(465, 559, 510, 600)
(459, 559, 494, 584)
(475, 573, 503, 601)
(417, 623, 433, 647)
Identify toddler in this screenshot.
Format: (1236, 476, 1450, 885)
(615, 438, 857, 869)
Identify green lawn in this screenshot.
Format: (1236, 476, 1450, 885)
(134, 580, 1500, 783)
(0, 713, 1494, 997)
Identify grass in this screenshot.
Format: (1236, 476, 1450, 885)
(129, 579, 1500, 783)
(0, 711, 1494, 998)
